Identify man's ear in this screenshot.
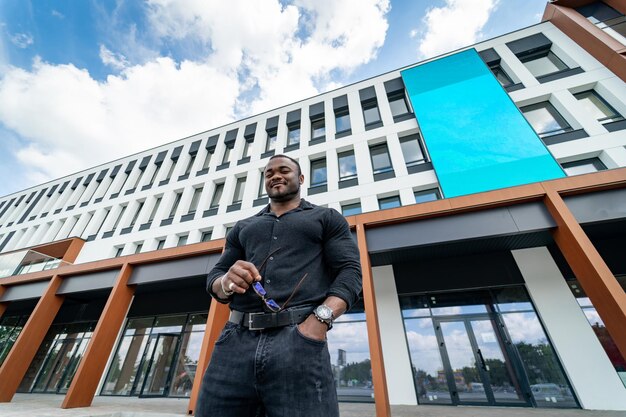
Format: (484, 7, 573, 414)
(299, 174, 304, 184)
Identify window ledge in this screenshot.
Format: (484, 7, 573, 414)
(227, 203, 241, 213)
(604, 119, 626, 133)
(364, 121, 383, 131)
(138, 222, 152, 231)
(261, 150, 276, 159)
(181, 212, 196, 222)
(335, 129, 352, 139)
(407, 162, 433, 175)
(203, 207, 219, 217)
(309, 136, 326, 146)
(160, 217, 174, 227)
(254, 196, 269, 207)
(196, 168, 210, 176)
(284, 143, 300, 152)
(504, 82, 524, 92)
(338, 178, 359, 189)
(373, 170, 395, 181)
(120, 226, 133, 235)
(392, 113, 415, 123)
(238, 157, 251, 165)
(308, 184, 327, 195)
(542, 129, 588, 145)
(177, 173, 190, 181)
(158, 179, 170, 187)
(537, 67, 584, 84)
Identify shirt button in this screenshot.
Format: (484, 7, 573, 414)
(266, 279, 271, 284)
(269, 256, 274, 261)
(273, 236, 277, 240)
(276, 219, 280, 222)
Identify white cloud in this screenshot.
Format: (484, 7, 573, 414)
(0, 0, 389, 189)
(416, 0, 499, 59)
(0, 57, 239, 182)
(9, 32, 34, 49)
(51, 10, 65, 19)
(99, 44, 130, 70)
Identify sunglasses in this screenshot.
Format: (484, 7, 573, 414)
(251, 247, 308, 313)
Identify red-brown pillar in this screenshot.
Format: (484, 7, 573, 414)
(62, 264, 135, 408)
(0, 286, 7, 320)
(544, 189, 626, 359)
(187, 299, 230, 415)
(0, 275, 64, 402)
(356, 223, 391, 417)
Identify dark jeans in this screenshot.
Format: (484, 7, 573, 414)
(195, 322, 339, 417)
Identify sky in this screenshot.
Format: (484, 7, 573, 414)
(0, 0, 548, 198)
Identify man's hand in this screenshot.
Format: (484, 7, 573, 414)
(213, 260, 261, 298)
(297, 314, 328, 342)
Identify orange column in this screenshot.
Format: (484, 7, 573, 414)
(62, 264, 135, 408)
(0, 286, 7, 320)
(356, 223, 391, 417)
(187, 300, 230, 415)
(0, 275, 64, 402)
(544, 189, 626, 359)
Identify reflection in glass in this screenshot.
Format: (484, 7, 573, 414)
(440, 321, 488, 402)
(501, 312, 577, 407)
(327, 305, 373, 402)
(404, 318, 451, 404)
(470, 319, 525, 403)
(0, 315, 27, 366)
(102, 313, 207, 398)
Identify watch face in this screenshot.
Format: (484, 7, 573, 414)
(315, 305, 333, 320)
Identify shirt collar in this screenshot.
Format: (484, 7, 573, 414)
(256, 198, 314, 216)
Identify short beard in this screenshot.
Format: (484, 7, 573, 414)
(268, 183, 300, 202)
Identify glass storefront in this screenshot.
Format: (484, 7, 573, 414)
(18, 322, 95, 393)
(569, 277, 626, 387)
(101, 313, 207, 398)
(327, 300, 373, 402)
(0, 314, 28, 366)
(401, 287, 578, 408)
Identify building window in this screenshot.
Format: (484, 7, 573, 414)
(399, 135, 426, 167)
(232, 177, 246, 204)
(148, 197, 161, 223)
(164, 160, 177, 181)
(490, 64, 514, 87)
(414, 189, 441, 203)
(168, 191, 182, 219)
(335, 108, 351, 135)
(188, 187, 203, 214)
(147, 164, 161, 186)
(94, 209, 110, 236)
(128, 202, 144, 227)
(311, 118, 325, 140)
(574, 90, 624, 124)
(378, 195, 401, 210)
(521, 50, 568, 79)
(177, 235, 188, 247)
(201, 231, 212, 242)
(338, 150, 357, 181)
(387, 90, 411, 119)
(266, 130, 277, 152)
(156, 239, 166, 250)
(562, 158, 607, 176)
(221, 146, 232, 165)
(520, 102, 572, 137)
(287, 123, 300, 146)
(114, 246, 124, 257)
(201, 151, 212, 170)
(184, 155, 196, 175)
(370, 143, 393, 174)
(258, 171, 267, 198)
(134, 243, 143, 254)
(362, 100, 382, 128)
(210, 183, 224, 209)
(111, 206, 126, 232)
(341, 202, 361, 216)
(577, 2, 626, 46)
(310, 158, 328, 187)
(241, 140, 252, 159)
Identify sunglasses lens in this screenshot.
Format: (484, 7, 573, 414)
(252, 282, 267, 296)
(266, 299, 281, 311)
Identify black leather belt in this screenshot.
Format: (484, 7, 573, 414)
(229, 306, 314, 330)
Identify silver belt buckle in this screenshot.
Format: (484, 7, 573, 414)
(248, 312, 264, 331)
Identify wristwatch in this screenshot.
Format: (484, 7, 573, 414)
(313, 304, 334, 330)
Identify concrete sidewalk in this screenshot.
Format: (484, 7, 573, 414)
(1, 394, 625, 417)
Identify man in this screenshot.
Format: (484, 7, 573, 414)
(196, 154, 362, 417)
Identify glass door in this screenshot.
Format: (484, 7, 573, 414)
(139, 334, 180, 397)
(31, 337, 85, 393)
(435, 315, 529, 406)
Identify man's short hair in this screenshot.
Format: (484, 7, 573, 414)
(267, 154, 302, 176)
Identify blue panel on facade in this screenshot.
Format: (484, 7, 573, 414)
(401, 49, 564, 198)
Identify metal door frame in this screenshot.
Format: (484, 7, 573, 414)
(434, 313, 532, 407)
(138, 333, 181, 398)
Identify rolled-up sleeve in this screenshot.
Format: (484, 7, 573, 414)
(206, 223, 243, 303)
(323, 209, 362, 310)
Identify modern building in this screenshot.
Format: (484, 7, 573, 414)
(1, 1, 625, 415)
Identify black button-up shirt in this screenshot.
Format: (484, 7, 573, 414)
(207, 199, 362, 312)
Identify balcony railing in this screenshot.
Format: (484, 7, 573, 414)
(0, 249, 70, 279)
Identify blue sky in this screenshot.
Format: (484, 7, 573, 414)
(0, 0, 547, 198)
